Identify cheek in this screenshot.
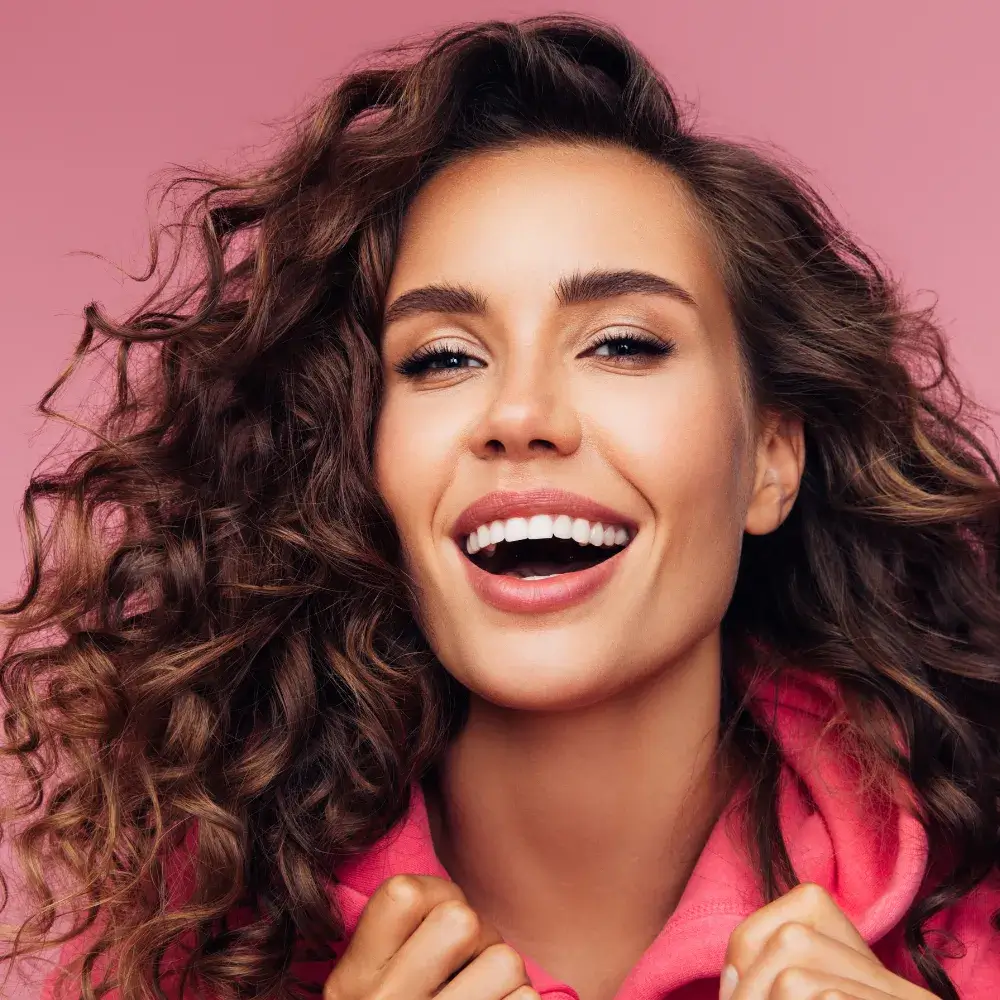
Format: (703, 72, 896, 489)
(374, 398, 418, 543)
(592, 371, 749, 519)
(594, 371, 751, 632)
(635, 385, 750, 636)
(373, 392, 457, 559)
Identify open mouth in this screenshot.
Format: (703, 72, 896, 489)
(459, 517, 633, 580)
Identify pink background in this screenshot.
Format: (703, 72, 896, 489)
(1, 1, 998, 996)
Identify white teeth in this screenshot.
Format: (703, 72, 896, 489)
(505, 517, 529, 542)
(527, 514, 554, 539)
(553, 514, 573, 539)
(463, 514, 633, 554)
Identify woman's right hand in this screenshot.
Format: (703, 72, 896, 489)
(323, 874, 540, 1000)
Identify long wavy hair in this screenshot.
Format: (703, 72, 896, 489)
(2, 13, 998, 1000)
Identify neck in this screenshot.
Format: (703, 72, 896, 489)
(424, 632, 732, 993)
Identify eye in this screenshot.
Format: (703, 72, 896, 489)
(586, 329, 675, 361)
(394, 342, 487, 378)
(393, 330, 674, 378)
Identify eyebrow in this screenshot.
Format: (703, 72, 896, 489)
(382, 267, 698, 327)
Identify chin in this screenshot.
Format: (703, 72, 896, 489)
(445, 646, 634, 713)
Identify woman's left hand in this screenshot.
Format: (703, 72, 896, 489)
(720, 882, 937, 1000)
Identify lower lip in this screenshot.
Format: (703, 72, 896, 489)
(458, 543, 629, 614)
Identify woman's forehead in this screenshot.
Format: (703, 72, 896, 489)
(385, 142, 734, 354)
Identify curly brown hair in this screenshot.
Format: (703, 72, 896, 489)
(2, 13, 999, 1000)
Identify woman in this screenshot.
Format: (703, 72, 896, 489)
(2, 13, 998, 1000)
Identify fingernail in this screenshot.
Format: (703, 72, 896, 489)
(719, 964, 739, 1000)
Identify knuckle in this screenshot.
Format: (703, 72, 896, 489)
(792, 881, 832, 909)
(484, 942, 528, 982)
(771, 966, 814, 999)
(379, 874, 425, 913)
(816, 992, 851, 1000)
(724, 924, 750, 964)
(724, 931, 759, 972)
(507, 988, 541, 1000)
(770, 920, 815, 955)
(432, 898, 481, 940)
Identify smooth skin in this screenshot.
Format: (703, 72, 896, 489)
(324, 141, 938, 1000)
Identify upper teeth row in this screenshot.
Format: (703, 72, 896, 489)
(464, 515, 632, 555)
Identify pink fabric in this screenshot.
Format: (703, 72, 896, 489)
(41, 672, 1000, 999)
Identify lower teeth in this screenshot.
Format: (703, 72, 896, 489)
(502, 565, 573, 579)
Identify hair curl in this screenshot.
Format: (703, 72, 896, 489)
(2, 14, 999, 1000)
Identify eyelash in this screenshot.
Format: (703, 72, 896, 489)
(393, 329, 675, 378)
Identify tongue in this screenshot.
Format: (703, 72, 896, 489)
(502, 562, 580, 579)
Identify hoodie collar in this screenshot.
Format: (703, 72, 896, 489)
(331, 672, 928, 999)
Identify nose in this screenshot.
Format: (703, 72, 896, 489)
(469, 355, 582, 462)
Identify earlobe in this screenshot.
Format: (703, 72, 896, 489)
(745, 480, 786, 536)
(765, 466, 789, 512)
(745, 467, 787, 536)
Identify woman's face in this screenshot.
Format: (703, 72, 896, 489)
(375, 141, 801, 711)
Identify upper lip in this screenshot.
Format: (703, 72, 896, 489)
(451, 488, 639, 540)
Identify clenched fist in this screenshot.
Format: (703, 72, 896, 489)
(323, 875, 539, 1000)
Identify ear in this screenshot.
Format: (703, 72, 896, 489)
(744, 409, 806, 536)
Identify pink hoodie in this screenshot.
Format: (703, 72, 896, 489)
(40, 673, 1000, 999)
